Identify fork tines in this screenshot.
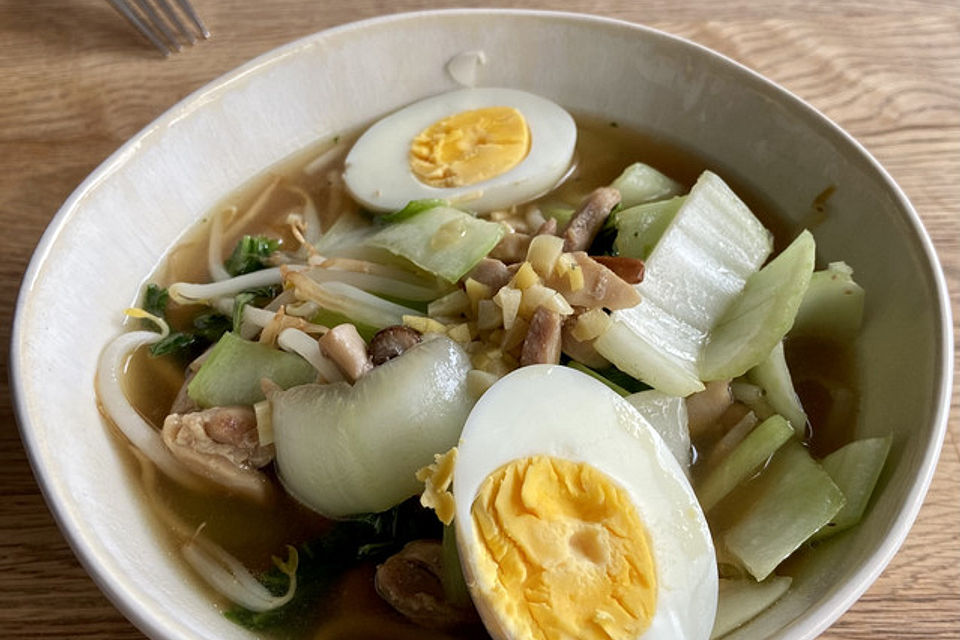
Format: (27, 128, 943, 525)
(108, 0, 210, 56)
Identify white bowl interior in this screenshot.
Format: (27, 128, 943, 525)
(13, 10, 952, 640)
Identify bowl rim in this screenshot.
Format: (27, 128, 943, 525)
(10, 8, 954, 640)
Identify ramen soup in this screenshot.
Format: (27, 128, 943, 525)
(97, 88, 886, 640)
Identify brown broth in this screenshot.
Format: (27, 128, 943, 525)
(115, 114, 856, 638)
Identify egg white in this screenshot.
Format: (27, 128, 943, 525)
(343, 88, 577, 213)
(454, 365, 718, 640)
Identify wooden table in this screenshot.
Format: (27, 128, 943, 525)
(1, 1, 957, 637)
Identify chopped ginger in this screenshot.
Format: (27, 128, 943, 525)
(416, 448, 458, 525)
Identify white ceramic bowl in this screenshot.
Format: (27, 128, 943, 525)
(11, 9, 953, 640)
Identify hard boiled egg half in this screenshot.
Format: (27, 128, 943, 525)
(343, 88, 576, 213)
(453, 365, 717, 640)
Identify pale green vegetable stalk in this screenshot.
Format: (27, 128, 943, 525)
(814, 435, 892, 540)
(613, 196, 686, 259)
(711, 576, 792, 639)
(303, 266, 444, 302)
(609, 162, 684, 207)
(791, 261, 865, 341)
(697, 415, 794, 513)
(721, 441, 845, 581)
(595, 171, 773, 396)
(312, 207, 375, 256)
(188, 332, 317, 408)
(747, 342, 808, 438)
(441, 525, 472, 607)
(701, 230, 816, 381)
(366, 206, 504, 283)
(624, 390, 691, 471)
(269, 337, 474, 517)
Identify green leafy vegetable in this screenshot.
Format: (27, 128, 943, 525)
(595, 171, 773, 397)
(187, 332, 317, 408)
(366, 206, 504, 282)
(814, 435, 891, 540)
(380, 198, 450, 224)
(308, 308, 378, 342)
(701, 230, 816, 381)
(232, 285, 280, 332)
(224, 235, 281, 277)
(149, 332, 198, 357)
(711, 576, 792, 639)
(720, 441, 845, 581)
(697, 414, 794, 513)
(791, 261, 865, 342)
(613, 196, 686, 259)
(140, 284, 230, 359)
(225, 498, 441, 634)
(609, 162, 684, 208)
(541, 203, 576, 228)
(141, 283, 169, 318)
(192, 312, 232, 343)
(586, 210, 621, 256)
(747, 342, 807, 438)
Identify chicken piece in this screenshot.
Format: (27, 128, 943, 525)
(369, 326, 422, 366)
(591, 255, 645, 284)
(467, 257, 512, 292)
(375, 540, 479, 630)
(546, 252, 641, 310)
(162, 406, 273, 503)
(563, 187, 621, 251)
(520, 306, 563, 366)
(319, 323, 373, 382)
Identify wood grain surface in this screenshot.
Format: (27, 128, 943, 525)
(1, 1, 957, 638)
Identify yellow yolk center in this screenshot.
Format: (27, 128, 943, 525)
(470, 456, 657, 640)
(409, 106, 531, 188)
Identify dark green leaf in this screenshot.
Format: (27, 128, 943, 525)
(140, 284, 169, 330)
(149, 332, 198, 357)
(192, 312, 231, 343)
(232, 285, 281, 332)
(587, 220, 620, 257)
(233, 292, 256, 332)
(224, 235, 281, 277)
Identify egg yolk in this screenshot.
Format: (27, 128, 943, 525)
(470, 456, 657, 640)
(409, 106, 531, 188)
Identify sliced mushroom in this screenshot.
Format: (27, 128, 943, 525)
(546, 252, 641, 310)
(535, 216, 558, 236)
(561, 320, 611, 369)
(489, 231, 532, 264)
(563, 187, 621, 251)
(369, 326, 422, 366)
(466, 257, 512, 292)
(162, 406, 273, 503)
(591, 255, 645, 284)
(319, 323, 373, 382)
(375, 540, 479, 630)
(520, 306, 563, 366)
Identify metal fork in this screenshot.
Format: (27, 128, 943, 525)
(107, 0, 210, 56)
